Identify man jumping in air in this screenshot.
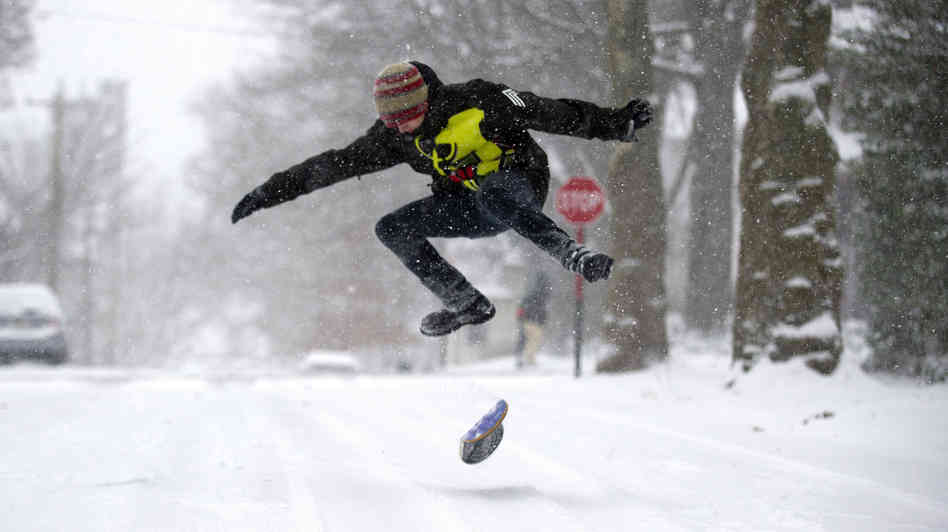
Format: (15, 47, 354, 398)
(232, 61, 652, 337)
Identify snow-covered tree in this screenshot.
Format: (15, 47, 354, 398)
(733, 0, 843, 374)
(834, 0, 947, 381)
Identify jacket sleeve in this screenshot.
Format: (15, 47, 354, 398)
(479, 80, 634, 142)
(255, 120, 403, 208)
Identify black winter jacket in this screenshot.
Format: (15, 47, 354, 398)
(254, 62, 637, 209)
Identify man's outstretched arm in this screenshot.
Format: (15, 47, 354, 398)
(232, 121, 402, 223)
(479, 80, 653, 143)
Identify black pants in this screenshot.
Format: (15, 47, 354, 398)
(375, 169, 572, 310)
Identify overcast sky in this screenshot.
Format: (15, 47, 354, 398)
(5, 0, 274, 191)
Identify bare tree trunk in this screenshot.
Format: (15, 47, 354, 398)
(599, 0, 668, 372)
(733, 0, 843, 374)
(685, 0, 750, 332)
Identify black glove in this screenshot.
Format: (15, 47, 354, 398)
(231, 188, 267, 224)
(622, 98, 653, 142)
(232, 161, 323, 223)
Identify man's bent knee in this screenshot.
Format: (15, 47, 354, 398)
(375, 213, 403, 247)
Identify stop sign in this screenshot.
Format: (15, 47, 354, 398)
(556, 177, 605, 224)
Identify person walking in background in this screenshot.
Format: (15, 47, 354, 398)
(516, 270, 552, 368)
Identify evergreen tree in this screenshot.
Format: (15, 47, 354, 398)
(835, 1, 947, 381)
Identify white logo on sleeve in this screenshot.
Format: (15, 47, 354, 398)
(501, 88, 526, 108)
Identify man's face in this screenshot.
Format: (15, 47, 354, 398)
(396, 113, 425, 134)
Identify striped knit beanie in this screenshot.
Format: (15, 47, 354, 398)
(374, 62, 429, 128)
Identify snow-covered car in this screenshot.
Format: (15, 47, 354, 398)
(0, 283, 68, 365)
(298, 351, 361, 375)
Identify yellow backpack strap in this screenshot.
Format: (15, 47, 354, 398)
(415, 136, 452, 176)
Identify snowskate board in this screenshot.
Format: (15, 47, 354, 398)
(460, 399, 508, 464)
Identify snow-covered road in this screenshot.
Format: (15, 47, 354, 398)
(1, 356, 946, 531)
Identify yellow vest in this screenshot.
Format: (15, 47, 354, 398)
(414, 108, 514, 191)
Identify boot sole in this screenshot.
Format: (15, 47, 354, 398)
(420, 306, 496, 337)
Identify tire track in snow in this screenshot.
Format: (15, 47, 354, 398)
(521, 395, 948, 519)
(325, 384, 631, 532)
(490, 408, 698, 532)
(294, 382, 600, 532)
(259, 384, 474, 532)
(240, 394, 328, 532)
(420, 413, 598, 532)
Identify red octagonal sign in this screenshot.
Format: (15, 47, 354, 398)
(556, 176, 605, 224)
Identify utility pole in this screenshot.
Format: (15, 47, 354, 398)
(28, 85, 67, 294)
(28, 81, 128, 365)
(49, 87, 65, 293)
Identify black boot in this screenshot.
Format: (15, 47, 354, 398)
(561, 245, 614, 282)
(420, 293, 496, 337)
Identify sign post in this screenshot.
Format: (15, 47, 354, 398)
(555, 177, 605, 378)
